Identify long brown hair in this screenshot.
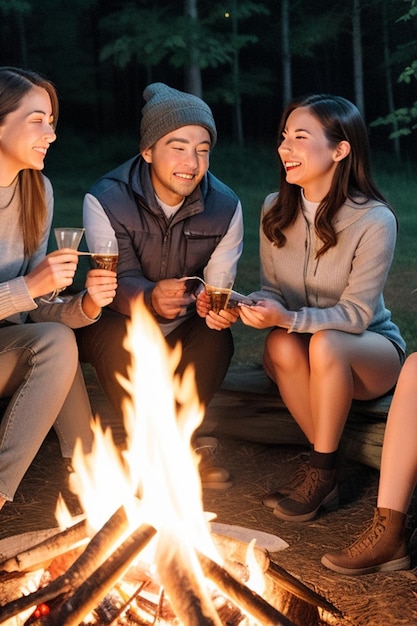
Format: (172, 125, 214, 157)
(263, 94, 393, 257)
(0, 67, 59, 256)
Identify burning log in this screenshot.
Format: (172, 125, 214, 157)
(44, 523, 156, 626)
(0, 505, 130, 624)
(267, 559, 342, 617)
(156, 537, 223, 626)
(0, 518, 89, 574)
(197, 549, 297, 626)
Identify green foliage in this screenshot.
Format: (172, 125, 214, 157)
(290, 6, 348, 57)
(371, 0, 417, 138)
(99, 5, 171, 69)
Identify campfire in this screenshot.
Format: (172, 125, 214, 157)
(0, 298, 341, 626)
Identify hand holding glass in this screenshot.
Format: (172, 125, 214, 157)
(43, 227, 85, 302)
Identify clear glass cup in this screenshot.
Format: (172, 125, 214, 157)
(42, 227, 85, 302)
(89, 236, 119, 271)
(205, 272, 234, 313)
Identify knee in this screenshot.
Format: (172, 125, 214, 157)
(29, 323, 79, 380)
(401, 352, 417, 377)
(47, 323, 79, 368)
(309, 330, 339, 369)
(265, 328, 298, 369)
(405, 352, 417, 369)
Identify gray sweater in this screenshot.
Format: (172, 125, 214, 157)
(252, 192, 405, 355)
(0, 175, 96, 328)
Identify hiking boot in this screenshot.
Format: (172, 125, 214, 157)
(194, 436, 232, 490)
(321, 507, 410, 575)
(273, 465, 338, 522)
(263, 461, 310, 508)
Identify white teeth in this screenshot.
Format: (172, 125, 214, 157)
(286, 161, 300, 167)
(176, 173, 193, 179)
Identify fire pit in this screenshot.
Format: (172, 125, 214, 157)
(0, 298, 341, 626)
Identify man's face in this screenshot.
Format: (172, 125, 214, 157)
(141, 125, 211, 206)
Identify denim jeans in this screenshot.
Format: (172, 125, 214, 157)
(0, 322, 94, 501)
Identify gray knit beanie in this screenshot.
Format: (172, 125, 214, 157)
(139, 82, 217, 152)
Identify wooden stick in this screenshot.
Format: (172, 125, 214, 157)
(267, 559, 342, 616)
(197, 550, 296, 626)
(45, 524, 156, 626)
(0, 505, 129, 624)
(0, 518, 89, 574)
(157, 539, 223, 626)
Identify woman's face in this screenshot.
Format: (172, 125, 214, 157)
(0, 85, 56, 183)
(278, 106, 343, 202)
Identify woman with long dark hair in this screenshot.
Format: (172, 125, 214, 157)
(0, 67, 117, 510)
(239, 94, 404, 522)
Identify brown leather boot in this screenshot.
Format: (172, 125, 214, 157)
(262, 461, 310, 508)
(321, 507, 411, 575)
(272, 465, 338, 522)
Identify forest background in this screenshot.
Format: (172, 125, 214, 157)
(1, 0, 417, 363)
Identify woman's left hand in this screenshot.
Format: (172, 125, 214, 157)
(82, 269, 117, 318)
(238, 299, 291, 329)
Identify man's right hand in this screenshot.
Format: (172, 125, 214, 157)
(151, 278, 195, 319)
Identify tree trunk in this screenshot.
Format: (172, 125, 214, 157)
(231, 0, 244, 146)
(281, 0, 292, 109)
(381, 0, 401, 159)
(184, 0, 202, 97)
(352, 0, 365, 117)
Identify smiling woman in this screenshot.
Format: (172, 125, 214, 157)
(238, 93, 405, 525)
(0, 66, 118, 512)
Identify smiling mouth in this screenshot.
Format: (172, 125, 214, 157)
(33, 147, 48, 156)
(285, 161, 301, 171)
(175, 173, 194, 180)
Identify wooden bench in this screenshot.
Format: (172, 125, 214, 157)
(205, 365, 392, 471)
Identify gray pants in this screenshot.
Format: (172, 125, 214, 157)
(0, 322, 94, 501)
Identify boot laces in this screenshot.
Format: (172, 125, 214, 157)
(349, 514, 387, 556)
(291, 466, 330, 504)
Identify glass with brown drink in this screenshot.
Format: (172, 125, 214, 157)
(90, 236, 119, 271)
(205, 272, 234, 313)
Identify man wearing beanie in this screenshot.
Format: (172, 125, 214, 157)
(76, 82, 243, 489)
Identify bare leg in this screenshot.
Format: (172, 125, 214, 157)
(267, 329, 402, 521)
(377, 352, 417, 513)
(264, 328, 401, 452)
(321, 352, 416, 573)
(263, 328, 314, 442)
(308, 329, 402, 452)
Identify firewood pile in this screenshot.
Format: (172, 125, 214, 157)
(0, 503, 343, 626)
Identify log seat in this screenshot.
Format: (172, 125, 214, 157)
(206, 365, 392, 471)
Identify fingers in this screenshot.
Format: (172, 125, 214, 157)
(205, 308, 238, 331)
(85, 270, 117, 308)
(238, 303, 266, 328)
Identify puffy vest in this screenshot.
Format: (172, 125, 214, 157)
(89, 156, 239, 281)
